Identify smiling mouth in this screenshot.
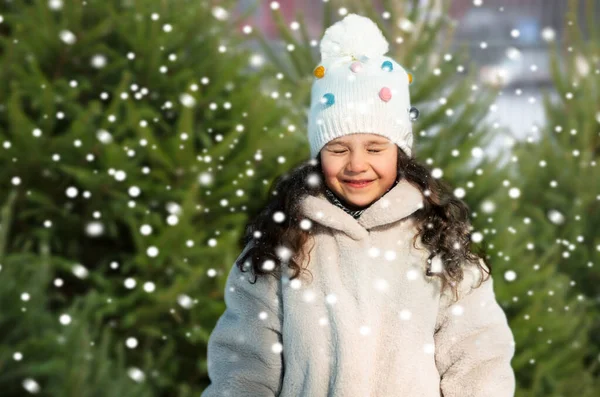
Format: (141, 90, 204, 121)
(344, 180, 374, 188)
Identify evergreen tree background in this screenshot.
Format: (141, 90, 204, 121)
(0, 0, 598, 396)
(496, 0, 600, 393)
(1, 0, 298, 395)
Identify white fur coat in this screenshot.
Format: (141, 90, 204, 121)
(202, 178, 516, 396)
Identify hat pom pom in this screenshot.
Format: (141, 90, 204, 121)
(320, 14, 389, 61)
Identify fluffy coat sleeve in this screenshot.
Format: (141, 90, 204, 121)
(201, 244, 284, 397)
(434, 258, 516, 397)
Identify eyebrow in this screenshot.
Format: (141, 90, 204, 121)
(327, 140, 389, 146)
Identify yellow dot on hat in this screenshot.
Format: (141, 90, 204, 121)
(408, 73, 413, 84)
(314, 65, 325, 79)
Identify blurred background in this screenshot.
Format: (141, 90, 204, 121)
(0, 0, 598, 396)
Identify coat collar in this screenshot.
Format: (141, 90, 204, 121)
(298, 178, 424, 241)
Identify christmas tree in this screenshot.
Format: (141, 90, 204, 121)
(0, 191, 153, 396)
(0, 0, 299, 395)
(490, 0, 600, 393)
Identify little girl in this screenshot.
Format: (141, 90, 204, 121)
(202, 14, 516, 397)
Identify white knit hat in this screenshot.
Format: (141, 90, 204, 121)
(308, 13, 419, 159)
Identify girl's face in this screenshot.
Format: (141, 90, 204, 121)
(320, 133, 398, 210)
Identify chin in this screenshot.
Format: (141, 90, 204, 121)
(341, 191, 376, 206)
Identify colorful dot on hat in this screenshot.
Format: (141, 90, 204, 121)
(379, 87, 392, 102)
(408, 106, 420, 121)
(314, 65, 325, 79)
(408, 73, 413, 84)
(381, 60, 393, 72)
(321, 93, 335, 106)
(350, 61, 363, 73)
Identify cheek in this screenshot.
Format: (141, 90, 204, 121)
(374, 158, 398, 178)
(321, 158, 342, 179)
(324, 169, 342, 185)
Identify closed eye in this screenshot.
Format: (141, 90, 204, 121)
(331, 149, 382, 154)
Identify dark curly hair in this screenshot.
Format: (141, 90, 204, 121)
(236, 148, 491, 303)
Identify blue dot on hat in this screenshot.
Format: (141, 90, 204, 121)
(381, 60, 393, 72)
(322, 93, 335, 107)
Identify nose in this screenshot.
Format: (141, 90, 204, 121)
(345, 150, 369, 173)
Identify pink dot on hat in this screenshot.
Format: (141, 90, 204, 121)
(350, 61, 363, 73)
(379, 87, 392, 102)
